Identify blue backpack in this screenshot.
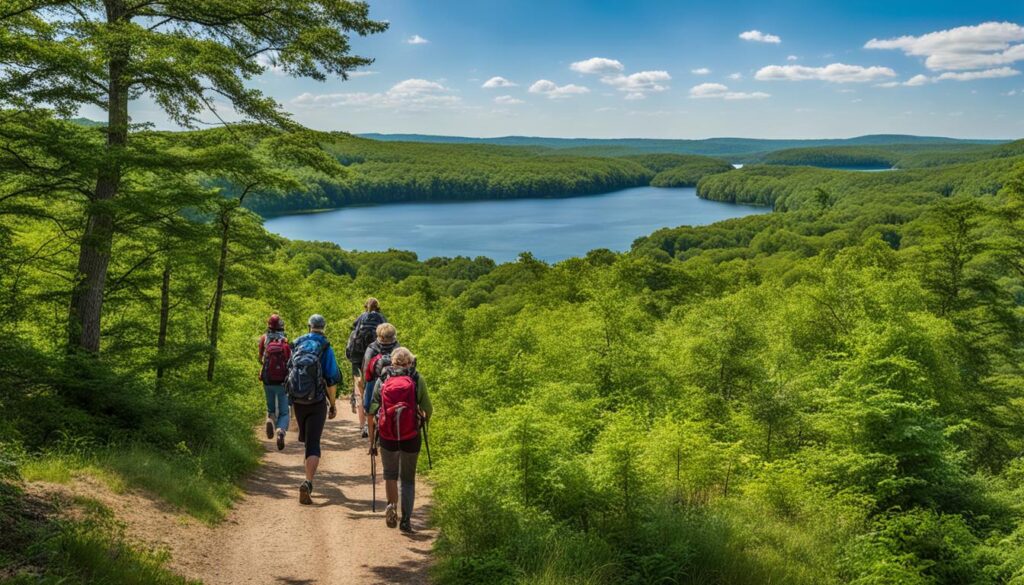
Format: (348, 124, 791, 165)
(287, 338, 329, 404)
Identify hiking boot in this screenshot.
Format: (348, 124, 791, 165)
(361, 425, 369, 439)
(276, 429, 285, 451)
(265, 418, 274, 439)
(385, 503, 398, 528)
(299, 480, 313, 505)
(350, 391, 357, 414)
(399, 516, 413, 533)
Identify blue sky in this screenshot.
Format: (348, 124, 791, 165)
(145, 0, 1024, 138)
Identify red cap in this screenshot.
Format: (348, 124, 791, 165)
(267, 314, 283, 330)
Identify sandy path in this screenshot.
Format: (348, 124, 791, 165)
(172, 401, 436, 584)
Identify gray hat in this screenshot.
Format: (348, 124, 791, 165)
(307, 314, 326, 330)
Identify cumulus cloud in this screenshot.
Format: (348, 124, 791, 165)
(571, 57, 671, 98)
(494, 95, 524, 105)
(528, 79, 590, 99)
(740, 30, 781, 44)
(405, 34, 430, 45)
(692, 67, 711, 75)
(936, 67, 1020, 81)
(569, 57, 625, 75)
(728, 72, 743, 80)
(878, 67, 1018, 87)
(482, 76, 517, 89)
(291, 78, 461, 110)
(754, 63, 897, 83)
(787, 55, 799, 61)
(348, 71, 378, 78)
(689, 82, 770, 100)
(865, 21, 1024, 71)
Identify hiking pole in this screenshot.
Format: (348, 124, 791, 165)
(370, 441, 377, 513)
(421, 418, 433, 470)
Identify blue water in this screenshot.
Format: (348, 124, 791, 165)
(263, 186, 769, 263)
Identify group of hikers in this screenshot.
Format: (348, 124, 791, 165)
(256, 298, 432, 534)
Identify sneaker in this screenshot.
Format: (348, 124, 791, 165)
(265, 418, 274, 439)
(385, 503, 398, 528)
(361, 425, 369, 439)
(399, 517, 413, 533)
(276, 429, 285, 451)
(299, 480, 313, 505)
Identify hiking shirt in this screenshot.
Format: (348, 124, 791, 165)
(291, 332, 341, 388)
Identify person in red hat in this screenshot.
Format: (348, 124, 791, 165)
(258, 313, 292, 450)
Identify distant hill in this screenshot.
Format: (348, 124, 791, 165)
(358, 133, 1007, 160)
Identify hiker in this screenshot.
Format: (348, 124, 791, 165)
(287, 314, 341, 505)
(368, 347, 432, 533)
(258, 313, 291, 451)
(361, 322, 401, 419)
(345, 297, 387, 439)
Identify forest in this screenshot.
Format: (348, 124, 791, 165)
(245, 134, 734, 214)
(4, 3, 1024, 585)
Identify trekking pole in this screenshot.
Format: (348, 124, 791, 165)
(371, 443, 377, 513)
(421, 418, 433, 470)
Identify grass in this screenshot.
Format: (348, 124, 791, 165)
(0, 486, 199, 585)
(20, 443, 253, 524)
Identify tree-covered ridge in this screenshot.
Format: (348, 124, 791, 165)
(751, 140, 1024, 170)
(246, 134, 741, 214)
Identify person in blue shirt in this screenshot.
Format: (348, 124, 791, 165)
(290, 314, 341, 505)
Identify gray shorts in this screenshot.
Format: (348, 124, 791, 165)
(380, 447, 419, 482)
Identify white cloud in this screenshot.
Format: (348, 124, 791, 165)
(528, 79, 590, 99)
(936, 67, 1020, 81)
(692, 67, 711, 75)
(482, 76, 517, 89)
(406, 34, 430, 45)
(755, 63, 897, 83)
(291, 78, 461, 111)
(878, 67, 1018, 87)
(571, 57, 670, 98)
(494, 95, 524, 105)
(728, 72, 742, 80)
(256, 52, 286, 75)
(348, 71, 378, 78)
(602, 70, 671, 94)
(689, 82, 770, 100)
(787, 55, 799, 61)
(865, 21, 1024, 71)
(569, 57, 624, 75)
(740, 30, 781, 44)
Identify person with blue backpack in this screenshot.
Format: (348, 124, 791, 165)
(368, 347, 432, 533)
(287, 314, 341, 505)
(345, 298, 387, 439)
(257, 313, 291, 451)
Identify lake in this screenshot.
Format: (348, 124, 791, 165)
(263, 186, 770, 263)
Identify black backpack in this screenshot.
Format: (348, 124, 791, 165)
(287, 337, 328, 404)
(345, 312, 386, 362)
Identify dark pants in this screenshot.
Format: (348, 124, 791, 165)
(381, 436, 421, 518)
(294, 399, 328, 459)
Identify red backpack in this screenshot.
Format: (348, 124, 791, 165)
(262, 337, 291, 384)
(377, 373, 419, 442)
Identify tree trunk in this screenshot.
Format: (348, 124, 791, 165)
(67, 5, 128, 354)
(207, 210, 231, 381)
(156, 265, 171, 381)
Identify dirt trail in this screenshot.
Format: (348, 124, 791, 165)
(172, 402, 437, 584)
(32, 402, 436, 584)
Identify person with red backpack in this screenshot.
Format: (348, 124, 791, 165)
(368, 347, 432, 533)
(258, 313, 292, 451)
